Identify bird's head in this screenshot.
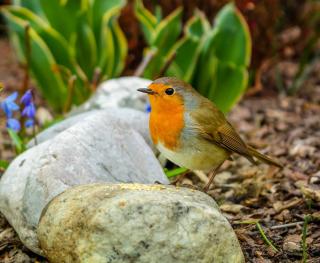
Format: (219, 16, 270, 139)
(137, 77, 199, 113)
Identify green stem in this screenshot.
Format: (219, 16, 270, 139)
(256, 222, 278, 252)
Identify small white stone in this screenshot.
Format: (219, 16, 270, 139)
(70, 77, 152, 115)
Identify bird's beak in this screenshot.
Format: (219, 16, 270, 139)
(137, 88, 156, 95)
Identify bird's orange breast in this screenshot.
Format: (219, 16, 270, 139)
(149, 90, 184, 150)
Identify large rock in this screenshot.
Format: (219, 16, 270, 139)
(28, 108, 153, 148)
(70, 77, 151, 115)
(0, 109, 168, 255)
(38, 184, 244, 263)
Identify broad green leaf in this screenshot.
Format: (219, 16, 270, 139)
(74, 13, 97, 80)
(7, 129, 25, 154)
(0, 160, 9, 170)
(99, 26, 114, 78)
(5, 6, 73, 69)
(143, 7, 182, 79)
(207, 62, 248, 113)
(8, 31, 25, 62)
(192, 4, 251, 113)
(40, 0, 83, 41)
(6, 0, 128, 112)
(134, 0, 157, 45)
(167, 13, 209, 82)
(193, 54, 218, 96)
(210, 3, 251, 67)
(152, 7, 182, 53)
(91, 0, 126, 43)
(155, 5, 162, 23)
(110, 19, 128, 76)
(4, 11, 67, 110)
(12, 0, 44, 16)
(167, 37, 200, 81)
(186, 10, 210, 39)
(98, 7, 121, 78)
(165, 167, 188, 178)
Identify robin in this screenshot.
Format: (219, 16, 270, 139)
(138, 77, 282, 191)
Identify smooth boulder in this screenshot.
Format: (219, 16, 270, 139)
(28, 108, 153, 148)
(70, 76, 151, 115)
(38, 183, 244, 263)
(0, 109, 168, 255)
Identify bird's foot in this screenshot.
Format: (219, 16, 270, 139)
(179, 183, 203, 192)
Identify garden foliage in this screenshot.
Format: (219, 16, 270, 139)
(3, 0, 251, 113)
(3, 0, 128, 112)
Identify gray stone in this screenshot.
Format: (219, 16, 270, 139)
(28, 108, 153, 148)
(0, 109, 168, 255)
(70, 77, 151, 115)
(28, 111, 96, 147)
(38, 184, 244, 263)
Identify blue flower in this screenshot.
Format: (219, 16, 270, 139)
(145, 103, 151, 113)
(20, 90, 33, 105)
(6, 118, 21, 132)
(22, 103, 36, 119)
(25, 119, 34, 128)
(1, 92, 19, 118)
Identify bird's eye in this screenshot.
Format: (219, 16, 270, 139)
(165, 88, 175, 95)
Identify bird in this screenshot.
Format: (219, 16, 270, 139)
(137, 77, 283, 191)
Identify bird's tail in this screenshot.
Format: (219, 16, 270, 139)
(247, 145, 283, 168)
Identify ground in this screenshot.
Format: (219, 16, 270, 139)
(0, 37, 319, 263)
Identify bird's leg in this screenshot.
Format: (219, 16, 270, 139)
(170, 170, 190, 186)
(203, 161, 225, 192)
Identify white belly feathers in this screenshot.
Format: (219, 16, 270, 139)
(157, 140, 228, 172)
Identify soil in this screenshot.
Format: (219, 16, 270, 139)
(0, 35, 319, 263)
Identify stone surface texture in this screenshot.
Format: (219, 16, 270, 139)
(28, 108, 153, 148)
(70, 77, 151, 115)
(38, 183, 244, 263)
(0, 109, 167, 255)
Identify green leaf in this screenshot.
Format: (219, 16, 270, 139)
(134, 0, 157, 45)
(152, 7, 182, 53)
(166, 37, 199, 81)
(110, 18, 128, 76)
(207, 62, 248, 113)
(7, 129, 25, 154)
(7, 0, 128, 112)
(13, 0, 44, 16)
(99, 26, 114, 78)
(91, 0, 126, 43)
(186, 10, 210, 39)
(5, 6, 73, 69)
(210, 3, 251, 67)
(167, 12, 209, 82)
(194, 55, 218, 96)
(0, 160, 9, 170)
(40, 0, 83, 41)
(143, 7, 183, 79)
(165, 167, 188, 178)
(74, 13, 97, 80)
(4, 11, 67, 110)
(192, 3, 251, 113)
(98, 7, 121, 78)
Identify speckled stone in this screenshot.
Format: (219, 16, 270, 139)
(27, 108, 153, 148)
(38, 183, 244, 263)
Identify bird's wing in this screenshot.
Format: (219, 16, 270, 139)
(190, 99, 256, 164)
